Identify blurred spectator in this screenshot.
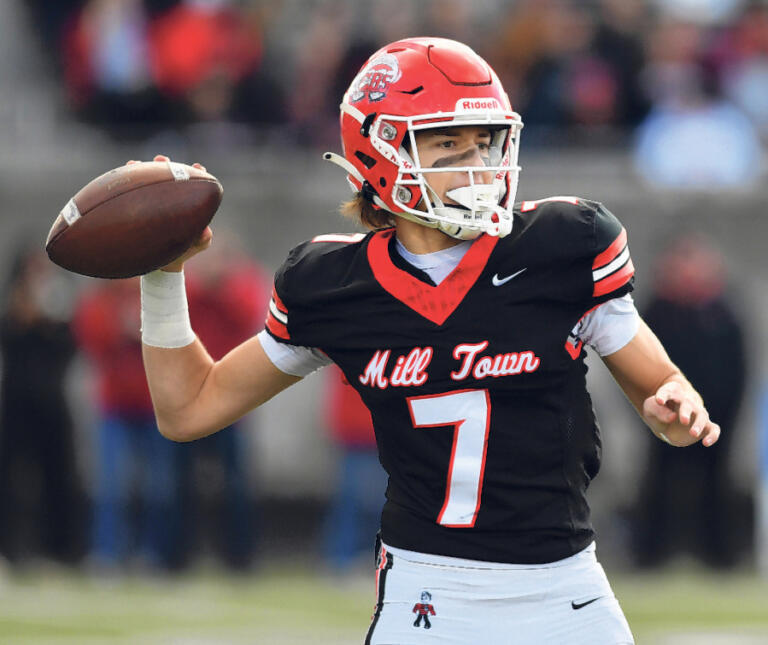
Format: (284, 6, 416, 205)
(147, 0, 286, 126)
(177, 233, 271, 570)
(36, 0, 768, 147)
(424, 0, 479, 44)
(486, 0, 551, 113)
(592, 0, 650, 127)
(491, 1, 631, 143)
(651, 0, 747, 25)
(321, 366, 386, 572)
(59, 0, 286, 138)
(61, 0, 174, 135)
(25, 0, 83, 66)
(74, 278, 179, 572)
(634, 76, 762, 187)
(632, 235, 749, 568)
(716, 2, 768, 139)
(290, 1, 357, 146)
(0, 248, 84, 566)
(634, 18, 762, 188)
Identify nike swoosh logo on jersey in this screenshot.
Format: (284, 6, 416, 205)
(571, 597, 601, 610)
(491, 268, 527, 286)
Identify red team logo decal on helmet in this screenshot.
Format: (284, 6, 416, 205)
(349, 53, 402, 103)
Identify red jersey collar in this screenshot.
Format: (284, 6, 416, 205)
(367, 229, 498, 325)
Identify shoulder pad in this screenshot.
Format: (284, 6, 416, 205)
(514, 196, 626, 257)
(266, 232, 371, 343)
(275, 231, 371, 303)
(511, 196, 633, 302)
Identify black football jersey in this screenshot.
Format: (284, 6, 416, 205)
(265, 197, 634, 564)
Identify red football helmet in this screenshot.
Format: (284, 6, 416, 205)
(325, 37, 523, 240)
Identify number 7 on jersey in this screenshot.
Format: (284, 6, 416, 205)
(407, 389, 491, 528)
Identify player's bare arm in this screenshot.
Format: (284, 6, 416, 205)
(138, 154, 301, 441)
(602, 319, 720, 447)
(143, 335, 300, 442)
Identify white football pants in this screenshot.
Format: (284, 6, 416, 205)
(365, 541, 634, 645)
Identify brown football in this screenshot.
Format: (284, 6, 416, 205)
(46, 160, 223, 278)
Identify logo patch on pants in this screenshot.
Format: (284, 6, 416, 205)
(412, 590, 436, 629)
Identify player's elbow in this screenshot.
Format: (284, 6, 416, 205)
(156, 415, 204, 443)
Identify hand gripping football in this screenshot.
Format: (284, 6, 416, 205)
(46, 160, 223, 278)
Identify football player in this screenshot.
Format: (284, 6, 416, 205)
(140, 38, 719, 644)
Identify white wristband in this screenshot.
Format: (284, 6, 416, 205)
(140, 270, 196, 348)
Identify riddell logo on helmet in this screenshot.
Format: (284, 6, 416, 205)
(457, 98, 502, 111)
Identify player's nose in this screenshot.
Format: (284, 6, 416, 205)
(457, 147, 493, 185)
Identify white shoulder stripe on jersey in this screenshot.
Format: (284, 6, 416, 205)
(311, 233, 366, 244)
(269, 299, 287, 324)
(592, 245, 629, 281)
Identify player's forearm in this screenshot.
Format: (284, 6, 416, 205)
(144, 334, 302, 441)
(142, 339, 217, 441)
(603, 321, 710, 447)
(140, 268, 220, 441)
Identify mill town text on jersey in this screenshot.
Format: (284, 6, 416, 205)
(358, 342, 542, 389)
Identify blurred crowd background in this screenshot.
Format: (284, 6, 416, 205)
(0, 0, 766, 579)
(17, 0, 768, 171)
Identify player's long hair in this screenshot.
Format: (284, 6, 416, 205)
(340, 193, 395, 231)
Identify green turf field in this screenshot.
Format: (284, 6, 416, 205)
(0, 564, 766, 644)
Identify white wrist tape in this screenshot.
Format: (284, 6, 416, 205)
(140, 270, 196, 348)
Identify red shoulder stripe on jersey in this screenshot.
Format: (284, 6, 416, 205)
(266, 312, 290, 339)
(367, 229, 497, 326)
(592, 228, 627, 269)
(593, 258, 634, 297)
(271, 287, 288, 315)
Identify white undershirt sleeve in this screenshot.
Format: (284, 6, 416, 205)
(572, 294, 640, 356)
(256, 329, 333, 377)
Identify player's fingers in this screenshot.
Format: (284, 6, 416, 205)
(186, 227, 213, 255)
(643, 397, 677, 424)
(654, 381, 681, 406)
(127, 160, 140, 165)
(688, 407, 709, 438)
(192, 162, 207, 172)
(197, 226, 213, 248)
(153, 154, 170, 162)
(678, 399, 695, 426)
(655, 406, 678, 424)
(701, 422, 721, 447)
